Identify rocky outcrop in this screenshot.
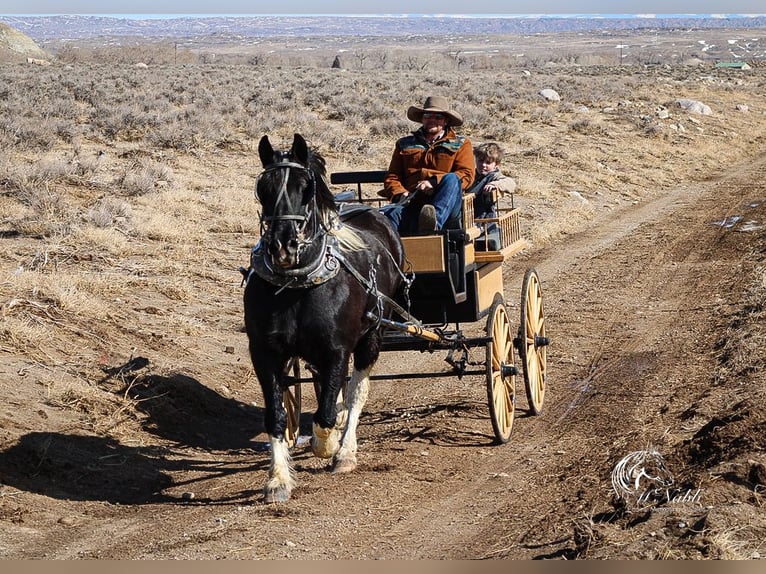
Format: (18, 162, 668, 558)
(0, 22, 48, 60)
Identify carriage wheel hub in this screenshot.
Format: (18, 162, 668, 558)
(501, 364, 518, 379)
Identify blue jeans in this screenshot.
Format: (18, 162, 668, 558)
(381, 173, 463, 233)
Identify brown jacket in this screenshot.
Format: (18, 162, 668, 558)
(382, 128, 474, 200)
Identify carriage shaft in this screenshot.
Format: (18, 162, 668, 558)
(371, 314, 442, 342)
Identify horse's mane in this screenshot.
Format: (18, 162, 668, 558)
(305, 149, 335, 215)
(259, 134, 365, 252)
(307, 149, 366, 252)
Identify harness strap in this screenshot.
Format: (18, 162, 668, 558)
(256, 160, 417, 325)
(262, 161, 308, 173)
(334, 251, 419, 326)
(258, 160, 320, 261)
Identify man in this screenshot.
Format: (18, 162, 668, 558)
(381, 96, 474, 233)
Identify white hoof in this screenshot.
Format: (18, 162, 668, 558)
(263, 484, 291, 503)
(311, 423, 340, 459)
(332, 455, 357, 474)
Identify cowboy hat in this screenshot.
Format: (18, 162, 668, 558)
(406, 95, 463, 127)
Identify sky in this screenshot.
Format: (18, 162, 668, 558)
(1, 0, 765, 15)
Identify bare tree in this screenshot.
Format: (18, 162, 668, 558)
(404, 55, 429, 71)
(249, 54, 267, 66)
(374, 51, 388, 70)
(55, 44, 85, 64)
(354, 51, 368, 69)
(452, 50, 467, 69)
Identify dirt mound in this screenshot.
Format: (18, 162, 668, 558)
(685, 399, 766, 468)
(0, 22, 47, 61)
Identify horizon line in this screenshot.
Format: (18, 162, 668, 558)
(2, 13, 766, 19)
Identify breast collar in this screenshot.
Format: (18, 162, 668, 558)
(247, 232, 342, 292)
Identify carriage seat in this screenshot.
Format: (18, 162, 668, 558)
(330, 169, 526, 273)
(394, 191, 478, 236)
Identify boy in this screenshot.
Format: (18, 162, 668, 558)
(469, 142, 516, 219)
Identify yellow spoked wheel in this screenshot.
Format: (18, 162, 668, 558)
(282, 357, 303, 448)
(518, 268, 548, 415)
(485, 295, 516, 444)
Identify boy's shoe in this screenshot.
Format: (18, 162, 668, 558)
(418, 204, 438, 232)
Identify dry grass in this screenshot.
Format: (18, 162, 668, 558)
(1, 62, 764, 370)
(715, 263, 766, 380)
(704, 526, 753, 560)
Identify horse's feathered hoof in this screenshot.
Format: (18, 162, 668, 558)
(311, 423, 340, 459)
(263, 486, 291, 504)
(332, 457, 357, 474)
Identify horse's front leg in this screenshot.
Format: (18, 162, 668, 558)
(331, 330, 380, 473)
(311, 358, 349, 460)
(258, 368, 296, 503)
(332, 364, 371, 473)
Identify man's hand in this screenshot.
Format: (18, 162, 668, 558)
(415, 180, 434, 195)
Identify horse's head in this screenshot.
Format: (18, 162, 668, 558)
(256, 133, 335, 269)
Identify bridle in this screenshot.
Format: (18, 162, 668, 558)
(258, 160, 321, 264)
(250, 161, 416, 321)
(249, 159, 345, 291)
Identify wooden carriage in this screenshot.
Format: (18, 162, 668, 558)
(318, 170, 550, 443)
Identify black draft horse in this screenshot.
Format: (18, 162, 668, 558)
(243, 133, 406, 503)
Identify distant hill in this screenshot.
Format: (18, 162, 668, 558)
(1, 14, 766, 42)
(0, 21, 47, 60)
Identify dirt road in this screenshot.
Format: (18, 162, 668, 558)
(2, 154, 765, 559)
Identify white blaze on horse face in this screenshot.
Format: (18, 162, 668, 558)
(271, 236, 298, 268)
(274, 239, 291, 267)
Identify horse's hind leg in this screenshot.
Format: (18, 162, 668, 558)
(332, 364, 371, 473)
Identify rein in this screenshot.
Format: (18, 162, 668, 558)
(334, 248, 417, 325)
